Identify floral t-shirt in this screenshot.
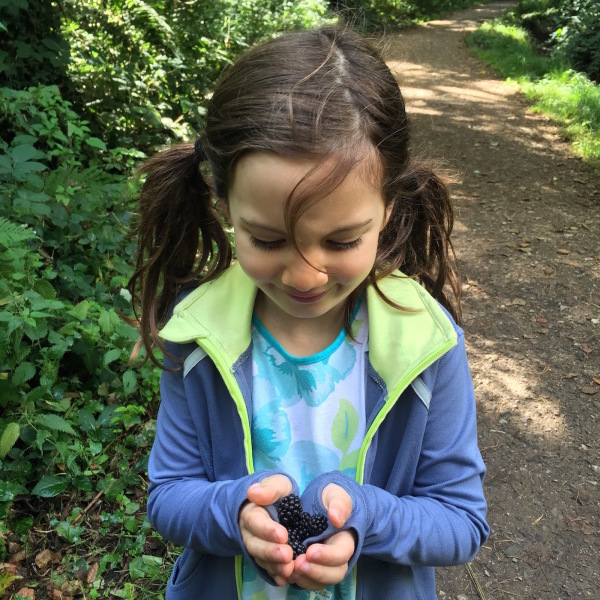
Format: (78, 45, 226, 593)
(242, 302, 368, 600)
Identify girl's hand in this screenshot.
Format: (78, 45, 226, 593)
(239, 475, 295, 586)
(289, 483, 356, 590)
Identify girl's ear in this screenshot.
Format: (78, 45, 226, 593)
(381, 202, 394, 231)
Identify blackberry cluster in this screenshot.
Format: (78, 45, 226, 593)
(276, 494, 329, 559)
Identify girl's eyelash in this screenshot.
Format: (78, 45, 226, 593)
(249, 236, 362, 251)
(329, 238, 362, 251)
(249, 236, 284, 250)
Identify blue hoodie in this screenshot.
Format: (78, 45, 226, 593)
(148, 263, 489, 599)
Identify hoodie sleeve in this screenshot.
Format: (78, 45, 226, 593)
(146, 342, 281, 558)
(301, 332, 489, 569)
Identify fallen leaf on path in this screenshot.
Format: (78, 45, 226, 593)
(0, 562, 19, 575)
(557, 248, 571, 255)
(593, 378, 600, 385)
(582, 387, 598, 395)
(16, 588, 35, 599)
(581, 343, 592, 353)
(35, 549, 57, 569)
(60, 579, 82, 595)
(86, 562, 99, 584)
(537, 317, 548, 324)
(510, 298, 527, 306)
(10, 550, 26, 563)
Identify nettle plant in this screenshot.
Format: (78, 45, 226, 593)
(0, 84, 159, 519)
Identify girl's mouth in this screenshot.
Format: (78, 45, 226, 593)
(287, 290, 328, 304)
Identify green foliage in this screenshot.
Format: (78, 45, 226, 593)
(553, 0, 600, 82)
(61, 0, 331, 151)
(508, 0, 600, 82)
(0, 85, 142, 303)
(0, 0, 340, 596)
(467, 20, 563, 78)
(0, 0, 70, 89)
(467, 20, 600, 164)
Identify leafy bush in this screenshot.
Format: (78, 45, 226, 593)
(0, 0, 70, 90)
(61, 0, 331, 152)
(553, 0, 600, 82)
(0, 0, 338, 595)
(510, 0, 600, 82)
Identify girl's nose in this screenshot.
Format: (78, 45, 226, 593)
(281, 251, 328, 292)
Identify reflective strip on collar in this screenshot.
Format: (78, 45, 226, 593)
(183, 346, 208, 378)
(411, 376, 432, 410)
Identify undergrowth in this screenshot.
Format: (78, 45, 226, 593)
(467, 11, 600, 166)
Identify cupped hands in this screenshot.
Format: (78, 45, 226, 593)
(239, 476, 356, 589)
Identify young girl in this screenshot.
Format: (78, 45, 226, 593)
(128, 25, 488, 600)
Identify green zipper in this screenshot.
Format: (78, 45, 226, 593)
(356, 336, 456, 484)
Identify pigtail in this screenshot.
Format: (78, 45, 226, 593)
(127, 142, 232, 366)
(375, 159, 462, 323)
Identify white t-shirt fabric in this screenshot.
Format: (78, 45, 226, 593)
(242, 300, 368, 600)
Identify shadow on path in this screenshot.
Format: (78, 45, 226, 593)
(383, 2, 600, 598)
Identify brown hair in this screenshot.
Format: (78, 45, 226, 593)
(127, 25, 460, 365)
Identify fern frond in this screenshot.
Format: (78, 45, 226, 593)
(0, 217, 37, 248)
(127, 0, 174, 37)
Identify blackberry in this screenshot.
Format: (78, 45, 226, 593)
(308, 514, 328, 537)
(288, 527, 303, 541)
(294, 512, 311, 540)
(277, 494, 302, 528)
(277, 494, 330, 553)
(287, 539, 307, 560)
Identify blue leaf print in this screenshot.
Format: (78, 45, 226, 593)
(252, 401, 291, 469)
(286, 441, 340, 493)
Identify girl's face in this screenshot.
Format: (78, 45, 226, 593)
(228, 152, 390, 339)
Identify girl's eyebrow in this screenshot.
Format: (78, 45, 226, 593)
(240, 218, 285, 235)
(240, 217, 373, 235)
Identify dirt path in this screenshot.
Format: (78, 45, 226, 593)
(382, 2, 600, 598)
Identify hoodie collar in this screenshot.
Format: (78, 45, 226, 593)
(159, 263, 457, 393)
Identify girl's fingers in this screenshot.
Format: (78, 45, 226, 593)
(289, 553, 349, 589)
(245, 535, 293, 566)
(240, 503, 288, 544)
(247, 474, 293, 506)
(288, 530, 356, 588)
(321, 484, 353, 528)
(304, 531, 356, 566)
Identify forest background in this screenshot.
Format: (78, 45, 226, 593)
(1, 0, 598, 598)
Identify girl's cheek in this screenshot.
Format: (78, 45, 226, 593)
(238, 250, 278, 282)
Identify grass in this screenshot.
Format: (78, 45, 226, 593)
(467, 20, 600, 166)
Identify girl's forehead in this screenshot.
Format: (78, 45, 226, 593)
(230, 150, 381, 200)
(228, 152, 386, 231)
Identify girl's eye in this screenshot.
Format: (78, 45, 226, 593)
(249, 236, 284, 251)
(328, 238, 362, 251)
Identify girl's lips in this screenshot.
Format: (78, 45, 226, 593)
(287, 290, 328, 303)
